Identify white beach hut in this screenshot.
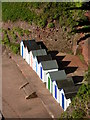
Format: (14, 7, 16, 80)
(38, 60, 58, 83)
(22, 40, 40, 64)
(34, 54, 52, 74)
(30, 49, 47, 69)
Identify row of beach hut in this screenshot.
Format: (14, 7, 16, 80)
(20, 39, 79, 111)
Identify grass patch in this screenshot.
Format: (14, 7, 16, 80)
(2, 29, 19, 54)
(13, 27, 24, 36)
(77, 53, 85, 63)
(2, 2, 86, 31)
(48, 23, 55, 28)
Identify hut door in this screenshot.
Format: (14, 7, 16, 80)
(22, 46, 23, 57)
(48, 77, 50, 90)
(31, 55, 33, 67)
(51, 81, 53, 94)
(62, 93, 64, 110)
(55, 85, 57, 99)
(40, 67, 42, 79)
(36, 62, 37, 72)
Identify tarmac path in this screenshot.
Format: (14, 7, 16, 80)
(2, 49, 63, 119)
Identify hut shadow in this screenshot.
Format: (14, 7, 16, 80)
(73, 26, 90, 34)
(72, 76, 84, 84)
(65, 66, 78, 74)
(47, 50, 59, 59)
(66, 2, 90, 10)
(37, 41, 48, 51)
(57, 61, 71, 70)
(77, 33, 90, 44)
(53, 55, 66, 61)
(73, 20, 90, 27)
(72, 76, 84, 85)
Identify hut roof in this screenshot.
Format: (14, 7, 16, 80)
(56, 77, 81, 99)
(41, 60, 58, 70)
(37, 54, 52, 63)
(64, 85, 81, 99)
(23, 40, 40, 52)
(32, 49, 47, 57)
(48, 70, 67, 81)
(56, 77, 74, 89)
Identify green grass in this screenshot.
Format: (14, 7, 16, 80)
(2, 2, 86, 31)
(7, 30, 17, 42)
(2, 29, 19, 54)
(48, 23, 55, 28)
(78, 54, 85, 63)
(24, 30, 30, 36)
(13, 27, 24, 36)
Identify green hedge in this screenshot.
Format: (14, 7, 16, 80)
(2, 29, 20, 54)
(2, 2, 86, 31)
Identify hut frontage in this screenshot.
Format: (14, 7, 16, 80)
(34, 54, 52, 75)
(30, 49, 47, 69)
(46, 70, 67, 98)
(20, 40, 24, 57)
(38, 60, 58, 82)
(20, 40, 40, 64)
(56, 77, 80, 111)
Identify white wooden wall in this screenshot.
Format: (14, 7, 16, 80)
(59, 89, 71, 111)
(30, 52, 33, 68)
(42, 69, 58, 83)
(25, 47, 29, 64)
(20, 41, 23, 56)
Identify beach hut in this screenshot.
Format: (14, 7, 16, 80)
(34, 54, 52, 74)
(30, 49, 47, 69)
(56, 77, 80, 111)
(20, 40, 24, 57)
(23, 40, 27, 60)
(22, 40, 40, 64)
(63, 84, 80, 111)
(46, 70, 67, 97)
(38, 60, 58, 83)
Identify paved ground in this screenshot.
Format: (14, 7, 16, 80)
(2, 49, 63, 119)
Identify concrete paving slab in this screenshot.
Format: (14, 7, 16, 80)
(10, 53, 63, 118)
(2, 52, 51, 118)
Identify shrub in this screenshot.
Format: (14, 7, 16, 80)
(24, 30, 30, 36)
(72, 108, 86, 118)
(77, 84, 88, 99)
(38, 19, 47, 28)
(10, 43, 20, 54)
(2, 29, 19, 54)
(2, 2, 86, 32)
(48, 23, 55, 28)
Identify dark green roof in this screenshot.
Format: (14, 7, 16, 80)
(64, 85, 81, 99)
(56, 77, 81, 99)
(32, 49, 47, 57)
(41, 60, 58, 70)
(48, 70, 67, 81)
(56, 77, 74, 89)
(37, 54, 52, 63)
(23, 40, 40, 52)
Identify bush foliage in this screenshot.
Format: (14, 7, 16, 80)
(2, 29, 20, 54)
(2, 2, 86, 30)
(61, 66, 90, 118)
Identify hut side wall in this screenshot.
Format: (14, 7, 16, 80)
(20, 41, 23, 57)
(25, 47, 30, 64)
(43, 69, 58, 83)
